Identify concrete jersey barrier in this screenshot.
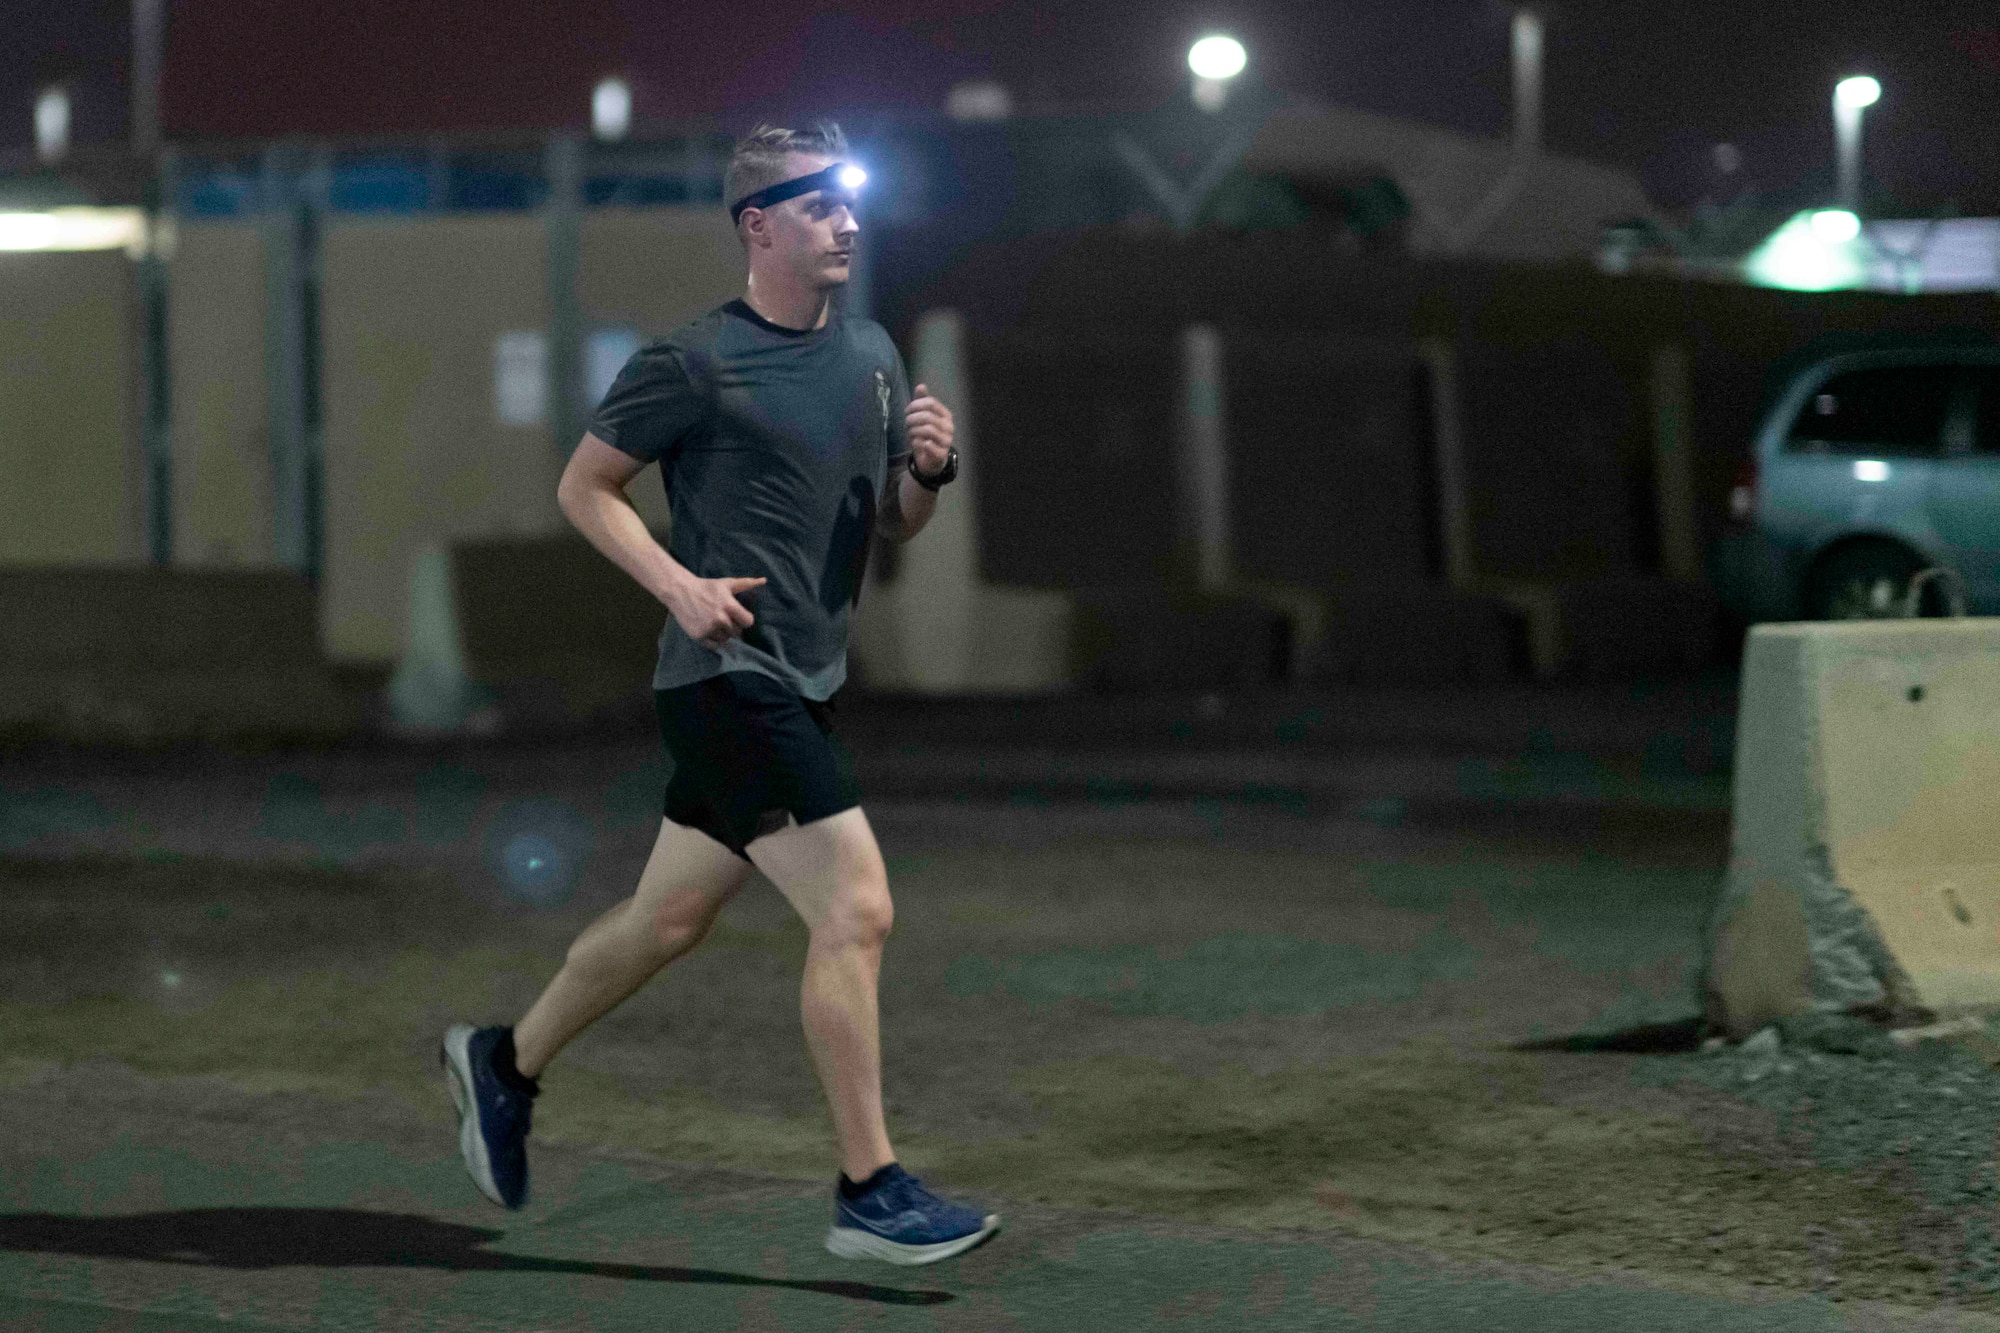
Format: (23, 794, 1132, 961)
(1706, 618, 2000, 1037)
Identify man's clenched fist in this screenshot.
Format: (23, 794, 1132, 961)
(906, 383, 954, 478)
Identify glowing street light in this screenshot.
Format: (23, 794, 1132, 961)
(1189, 35, 1247, 112)
(1835, 75, 1881, 110)
(1833, 75, 1881, 213)
(592, 77, 631, 141)
(34, 86, 69, 163)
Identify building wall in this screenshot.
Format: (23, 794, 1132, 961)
(578, 207, 741, 332)
(320, 214, 561, 662)
(1226, 334, 1430, 588)
(0, 251, 142, 564)
(577, 206, 743, 533)
(168, 223, 273, 568)
(967, 331, 1180, 588)
(904, 229, 2000, 596)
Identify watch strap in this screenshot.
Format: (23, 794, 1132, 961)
(909, 446, 958, 491)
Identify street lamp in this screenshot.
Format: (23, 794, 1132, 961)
(592, 77, 632, 141)
(1833, 74, 1880, 213)
(1188, 35, 1247, 113)
(34, 86, 69, 164)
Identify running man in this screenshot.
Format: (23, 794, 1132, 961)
(442, 122, 996, 1266)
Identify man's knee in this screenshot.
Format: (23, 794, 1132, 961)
(651, 890, 722, 956)
(819, 878, 893, 949)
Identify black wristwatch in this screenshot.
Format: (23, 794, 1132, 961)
(909, 446, 959, 491)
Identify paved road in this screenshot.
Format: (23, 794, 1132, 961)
(4, 1067, 1987, 1333)
(12, 680, 1992, 1330)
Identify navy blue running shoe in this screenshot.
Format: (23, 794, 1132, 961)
(826, 1165, 1000, 1265)
(441, 1024, 533, 1209)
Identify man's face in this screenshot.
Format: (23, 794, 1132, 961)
(751, 152, 860, 290)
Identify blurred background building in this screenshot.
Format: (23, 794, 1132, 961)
(1, 2, 1997, 740)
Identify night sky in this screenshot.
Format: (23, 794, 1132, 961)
(7, 0, 1999, 212)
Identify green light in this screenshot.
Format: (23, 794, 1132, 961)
(1743, 210, 1868, 292)
(1810, 209, 1861, 243)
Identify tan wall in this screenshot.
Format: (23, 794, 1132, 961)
(578, 206, 742, 332)
(168, 224, 272, 567)
(320, 215, 562, 662)
(0, 252, 142, 564)
(579, 207, 743, 532)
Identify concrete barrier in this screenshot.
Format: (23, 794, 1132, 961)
(0, 568, 357, 743)
(1489, 576, 1719, 681)
(1306, 582, 1521, 687)
(1069, 585, 1291, 694)
(1705, 619, 2000, 1038)
(448, 534, 663, 729)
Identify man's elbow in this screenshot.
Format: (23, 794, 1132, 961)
(557, 468, 603, 529)
(556, 472, 583, 525)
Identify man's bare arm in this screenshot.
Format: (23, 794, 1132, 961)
(558, 432, 764, 648)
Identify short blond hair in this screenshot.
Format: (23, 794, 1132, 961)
(724, 121, 850, 216)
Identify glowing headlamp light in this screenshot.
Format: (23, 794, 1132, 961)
(729, 163, 867, 223)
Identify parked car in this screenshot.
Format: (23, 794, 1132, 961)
(1712, 347, 2000, 621)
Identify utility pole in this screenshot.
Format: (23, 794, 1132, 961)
(132, 0, 165, 158)
(134, 0, 171, 563)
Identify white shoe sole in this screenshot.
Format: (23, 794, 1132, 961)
(825, 1215, 1001, 1266)
(441, 1024, 510, 1208)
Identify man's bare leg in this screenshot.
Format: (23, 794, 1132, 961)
(513, 817, 754, 1078)
(747, 806, 896, 1181)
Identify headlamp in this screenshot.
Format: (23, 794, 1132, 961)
(729, 163, 867, 224)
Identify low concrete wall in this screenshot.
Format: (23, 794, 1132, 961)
(1491, 575, 1720, 681)
(1306, 582, 1521, 687)
(449, 534, 663, 727)
(1706, 619, 2000, 1037)
(0, 568, 357, 743)
(1069, 585, 1291, 693)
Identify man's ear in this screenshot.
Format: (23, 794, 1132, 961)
(740, 208, 773, 250)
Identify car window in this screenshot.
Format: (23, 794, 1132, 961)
(1973, 368, 2000, 456)
(1786, 365, 1958, 457)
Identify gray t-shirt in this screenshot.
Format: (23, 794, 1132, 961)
(587, 299, 911, 700)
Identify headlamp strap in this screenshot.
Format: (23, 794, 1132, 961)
(729, 165, 855, 223)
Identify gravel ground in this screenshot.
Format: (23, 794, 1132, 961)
(9, 683, 2000, 1317)
(1635, 1016, 2000, 1303)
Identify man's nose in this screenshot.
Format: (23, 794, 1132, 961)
(833, 207, 859, 237)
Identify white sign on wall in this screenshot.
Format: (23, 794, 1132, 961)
(585, 327, 643, 409)
(493, 330, 548, 426)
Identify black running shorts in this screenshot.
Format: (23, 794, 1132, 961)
(654, 670, 862, 858)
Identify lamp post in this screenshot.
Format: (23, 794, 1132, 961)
(1833, 75, 1880, 214)
(1188, 34, 1246, 113)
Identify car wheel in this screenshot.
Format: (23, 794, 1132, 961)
(1806, 543, 1924, 620)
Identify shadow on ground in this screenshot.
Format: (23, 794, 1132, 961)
(1511, 1016, 1709, 1054)
(0, 1208, 951, 1306)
